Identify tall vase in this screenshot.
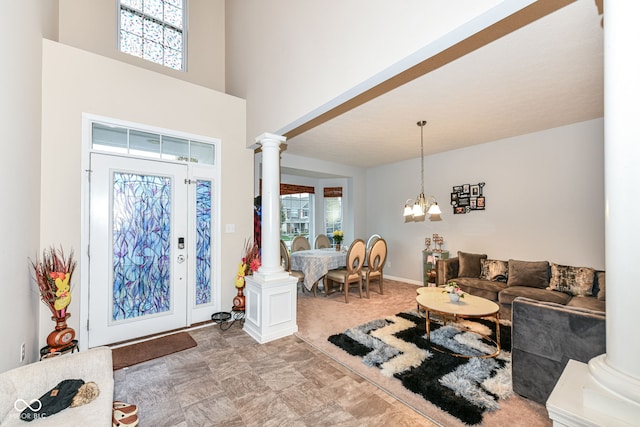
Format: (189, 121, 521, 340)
(46, 313, 76, 349)
(233, 287, 246, 311)
(336, 243, 341, 251)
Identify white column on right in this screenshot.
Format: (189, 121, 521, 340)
(547, 4, 640, 425)
(587, 0, 640, 412)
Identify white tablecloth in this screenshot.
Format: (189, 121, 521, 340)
(290, 248, 347, 291)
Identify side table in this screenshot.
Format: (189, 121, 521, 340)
(422, 250, 449, 286)
(40, 340, 79, 360)
(211, 310, 245, 331)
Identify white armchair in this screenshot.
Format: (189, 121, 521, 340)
(0, 347, 114, 426)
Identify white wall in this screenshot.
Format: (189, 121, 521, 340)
(0, 1, 57, 372)
(226, 0, 503, 142)
(40, 40, 249, 347)
(58, 0, 225, 92)
(367, 119, 605, 284)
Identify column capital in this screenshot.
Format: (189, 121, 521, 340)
(255, 133, 286, 146)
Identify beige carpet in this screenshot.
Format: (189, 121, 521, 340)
(295, 279, 552, 427)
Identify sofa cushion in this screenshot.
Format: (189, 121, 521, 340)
(567, 296, 605, 312)
(499, 286, 572, 306)
(0, 377, 16, 422)
(507, 259, 549, 289)
(454, 277, 506, 302)
(479, 259, 509, 282)
(548, 263, 595, 296)
(596, 271, 606, 301)
(457, 251, 487, 278)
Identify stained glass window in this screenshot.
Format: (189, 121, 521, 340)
(112, 172, 172, 320)
(119, 0, 185, 71)
(195, 180, 212, 305)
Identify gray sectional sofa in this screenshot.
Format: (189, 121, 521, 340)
(511, 297, 606, 404)
(436, 251, 607, 405)
(435, 251, 606, 319)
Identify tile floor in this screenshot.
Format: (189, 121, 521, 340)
(113, 321, 434, 426)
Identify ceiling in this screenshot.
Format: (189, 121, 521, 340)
(280, 1, 603, 171)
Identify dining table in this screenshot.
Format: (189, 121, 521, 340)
(290, 248, 347, 292)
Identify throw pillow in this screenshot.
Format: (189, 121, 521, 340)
(548, 263, 595, 296)
(479, 259, 509, 282)
(457, 251, 487, 278)
(596, 271, 606, 301)
(507, 259, 549, 289)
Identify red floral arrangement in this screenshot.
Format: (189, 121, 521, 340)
(235, 239, 261, 288)
(31, 246, 77, 317)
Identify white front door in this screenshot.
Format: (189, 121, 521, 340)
(88, 154, 189, 346)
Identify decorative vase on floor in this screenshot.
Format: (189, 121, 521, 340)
(233, 287, 246, 311)
(449, 293, 460, 303)
(47, 313, 76, 349)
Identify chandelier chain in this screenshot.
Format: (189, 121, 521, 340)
(418, 120, 426, 194)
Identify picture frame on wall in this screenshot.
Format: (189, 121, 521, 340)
(451, 182, 486, 214)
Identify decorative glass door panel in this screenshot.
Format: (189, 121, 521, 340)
(89, 154, 188, 347)
(195, 180, 212, 305)
(112, 172, 173, 320)
(188, 165, 218, 323)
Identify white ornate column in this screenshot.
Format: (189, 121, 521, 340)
(547, 2, 640, 424)
(243, 133, 298, 343)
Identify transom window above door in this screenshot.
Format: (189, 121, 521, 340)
(91, 122, 214, 165)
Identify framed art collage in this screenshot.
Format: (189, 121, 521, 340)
(451, 182, 485, 214)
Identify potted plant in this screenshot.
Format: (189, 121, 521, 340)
(332, 230, 344, 251)
(443, 281, 465, 302)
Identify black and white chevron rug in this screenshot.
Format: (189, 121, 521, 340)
(328, 311, 512, 426)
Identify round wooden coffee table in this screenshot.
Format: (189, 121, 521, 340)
(416, 291, 501, 358)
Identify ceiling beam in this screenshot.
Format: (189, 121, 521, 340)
(283, 0, 576, 141)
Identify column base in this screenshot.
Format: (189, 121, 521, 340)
(243, 274, 298, 344)
(547, 359, 640, 427)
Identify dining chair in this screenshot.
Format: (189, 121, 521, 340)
(361, 237, 387, 298)
(280, 239, 308, 294)
(291, 235, 311, 252)
(314, 233, 331, 249)
(364, 234, 381, 267)
(323, 239, 366, 303)
(366, 234, 381, 251)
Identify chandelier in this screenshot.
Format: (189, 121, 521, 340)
(403, 120, 441, 222)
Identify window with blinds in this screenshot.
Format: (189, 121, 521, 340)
(324, 187, 342, 242)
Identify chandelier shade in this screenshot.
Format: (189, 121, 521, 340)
(403, 121, 441, 222)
